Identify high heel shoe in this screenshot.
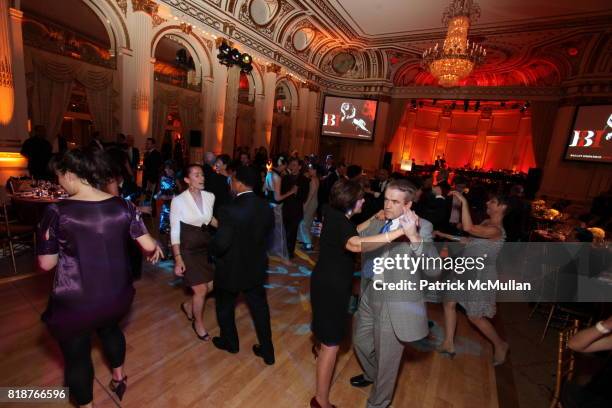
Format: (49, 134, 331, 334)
(493, 345, 510, 366)
(180, 303, 194, 322)
(437, 348, 456, 359)
(192, 321, 211, 341)
(310, 396, 337, 408)
(109, 376, 127, 401)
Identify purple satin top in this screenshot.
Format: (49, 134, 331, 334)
(37, 196, 148, 340)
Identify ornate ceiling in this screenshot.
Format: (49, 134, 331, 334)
(33, 0, 612, 94)
(150, 1, 612, 93)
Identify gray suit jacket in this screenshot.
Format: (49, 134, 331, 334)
(359, 217, 439, 342)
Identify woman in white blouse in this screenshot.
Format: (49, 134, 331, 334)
(170, 164, 217, 341)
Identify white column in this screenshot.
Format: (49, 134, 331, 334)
(122, 5, 154, 150)
(253, 92, 265, 148)
(255, 64, 279, 150)
(117, 47, 133, 138)
(205, 59, 228, 154)
(9, 7, 27, 143)
(222, 65, 240, 154)
(0, 0, 16, 143)
(262, 65, 279, 149)
(303, 86, 320, 154)
(200, 76, 212, 140)
(292, 84, 310, 153)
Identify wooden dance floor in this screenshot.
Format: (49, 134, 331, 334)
(0, 256, 499, 408)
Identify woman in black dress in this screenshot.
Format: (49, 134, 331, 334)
(309, 179, 414, 408)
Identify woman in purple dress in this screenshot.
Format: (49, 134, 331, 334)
(37, 148, 163, 408)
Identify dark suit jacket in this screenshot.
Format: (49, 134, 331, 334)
(128, 147, 140, 172)
(318, 171, 339, 208)
(210, 192, 274, 292)
(143, 149, 162, 186)
(281, 173, 309, 220)
(203, 164, 231, 216)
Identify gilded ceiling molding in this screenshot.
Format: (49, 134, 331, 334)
(238, 1, 299, 54)
(307, 0, 357, 41)
(215, 37, 232, 48)
(179, 22, 193, 34)
(131, 0, 166, 27)
(115, 0, 127, 15)
(156, 0, 612, 96)
(266, 63, 281, 74)
(131, 0, 158, 15)
(227, 0, 239, 14)
(306, 82, 319, 92)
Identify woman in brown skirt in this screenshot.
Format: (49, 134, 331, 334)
(170, 164, 217, 341)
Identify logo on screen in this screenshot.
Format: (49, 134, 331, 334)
(568, 130, 606, 148)
(323, 114, 337, 127)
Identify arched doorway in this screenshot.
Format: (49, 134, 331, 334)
(270, 80, 293, 155)
(235, 71, 256, 153)
(21, 0, 117, 148)
(152, 35, 202, 166)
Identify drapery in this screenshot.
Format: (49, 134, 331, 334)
(152, 93, 170, 142)
(78, 70, 114, 141)
(530, 101, 559, 168)
(152, 84, 201, 140)
(30, 53, 116, 142)
(178, 94, 200, 133)
(385, 98, 409, 147)
(31, 58, 75, 141)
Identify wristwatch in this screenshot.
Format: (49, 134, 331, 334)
(595, 321, 611, 334)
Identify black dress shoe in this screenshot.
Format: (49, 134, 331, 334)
(252, 344, 275, 365)
(212, 337, 239, 354)
(350, 374, 373, 387)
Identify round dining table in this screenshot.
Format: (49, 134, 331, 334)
(11, 194, 62, 226)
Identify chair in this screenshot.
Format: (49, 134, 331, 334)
(530, 303, 593, 343)
(549, 319, 580, 408)
(0, 187, 36, 275)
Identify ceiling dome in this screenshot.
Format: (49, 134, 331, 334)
(292, 27, 315, 52)
(249, 0, 280, 26)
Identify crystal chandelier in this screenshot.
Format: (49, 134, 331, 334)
(422, 0, 486, 87)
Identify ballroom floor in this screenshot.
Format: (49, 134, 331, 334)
(0, 246, 514, 408)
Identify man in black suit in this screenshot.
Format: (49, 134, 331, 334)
(125, 134, 140, 177)
(210, 166, 276, 365)
(142, 137, 162, 194)
(317, 162, 346, 217)
(202, 151, 231, 216)
(281, 158, 310, 258)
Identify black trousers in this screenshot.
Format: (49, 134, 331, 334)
(283, 211, 302, 258)
(215, 285, 274, 357)
(58, 324, 126, 405)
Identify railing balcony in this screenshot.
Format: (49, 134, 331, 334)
(22, 13, 116, 69)
(154, 73, 202, 92)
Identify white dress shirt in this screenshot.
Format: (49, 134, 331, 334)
(170, 189, 215, 245)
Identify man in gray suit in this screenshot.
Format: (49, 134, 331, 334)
(351, 178, 439, 408)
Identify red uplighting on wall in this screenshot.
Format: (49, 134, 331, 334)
(239, 72, 250, 90)
(567, 47, 579, 57)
